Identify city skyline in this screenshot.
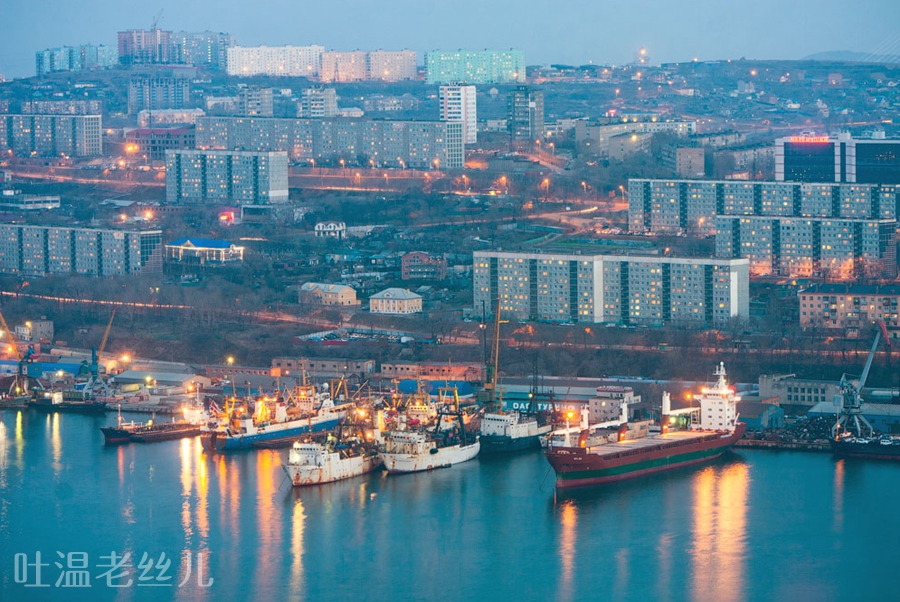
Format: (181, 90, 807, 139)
(2, 0, 900, 78)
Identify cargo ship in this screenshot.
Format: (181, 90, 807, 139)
(544, 362, 746, 490)
(831, 434, 900, 460)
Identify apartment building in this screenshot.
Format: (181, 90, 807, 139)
(165, 150, 289, 205)
(0, 226, 162, 276)
(473, 251, 749, 326)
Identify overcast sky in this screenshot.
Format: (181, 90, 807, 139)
(2, 0, 899, 78)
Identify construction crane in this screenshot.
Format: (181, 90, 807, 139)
(150, 10, 164, 30)
(832, 320, 891, 439)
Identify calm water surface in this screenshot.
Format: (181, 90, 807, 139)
(0, 409, 897, 602)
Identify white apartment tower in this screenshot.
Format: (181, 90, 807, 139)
(226, 45, 324, 77)
(439, 85, 477, 145)
(300, 87, 338, 118)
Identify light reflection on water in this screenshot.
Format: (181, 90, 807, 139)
(2, 413, 899, 602)
(690, 463, 749, 602)
(557, 500, 577, 602)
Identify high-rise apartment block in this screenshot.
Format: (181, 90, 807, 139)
(118, 29, 172, 65)
(425, 50, 525, 85)
(0, 114, 102, 157)
(170, 31, 235, 70)
(473, 251, 749, 326)
(22, 100, 103, 115)
(238, 87, 274, 117)
(299, 87, 338, 118)
(628, 179, 899, 234)
(165, 150, 289, 205)
(715, 216, 896, 279)
(226, 45, 324, 77)
(127, 76, 191, 115)
(35, 44, 117, 76)
(507, 86, 544, 142)
(196, 117, 464, 169)
(320, 51, 368, 83)
(366, 50, 417, 82)
(0, 226, 163, 277)
(776, 134, 900, 184)
(439, 85, 477, 144)
(627, 178, 898, 279)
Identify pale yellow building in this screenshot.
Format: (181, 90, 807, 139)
(369, 288, 422, 314)
(299, 282, 360, 307)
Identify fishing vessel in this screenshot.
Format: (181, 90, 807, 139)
(544, 362, 746, 490)
(283, 432, 383, 486)
(201, 383, 347, 452)
(479, 410, 552, 454)
(380, 405, 480, 473)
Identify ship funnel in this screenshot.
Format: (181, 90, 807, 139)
(662, 391, 671, 415)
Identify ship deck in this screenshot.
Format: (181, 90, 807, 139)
(583, 429, 722, 458)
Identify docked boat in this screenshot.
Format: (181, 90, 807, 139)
(0, 395, 30, 410)
(380, 406, 480, 474)
(480, 410, 552, 454)
(32, 391, 107, 414)
(283, 433, 383, 486)
(201, 385, 347, 452)
(831, 434, 900, 460)
(544, 362, 746, 490)
(101, 405, 204, 444)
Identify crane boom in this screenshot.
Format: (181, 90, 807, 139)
(98, 308, 116, 356)
(487, 294, 502, 410)
(857, 328, 881, 393)
(0, 305, 19, 362)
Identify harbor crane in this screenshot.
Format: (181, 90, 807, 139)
(78, 309, 116, 398)
(484, 295, 502, 412)
(832, 320, 891, 439)
(0, 305, 38, 396)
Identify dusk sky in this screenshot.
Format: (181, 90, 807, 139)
(2, 0, 900, 78)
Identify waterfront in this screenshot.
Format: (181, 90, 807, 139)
(0, 409, 898, 602)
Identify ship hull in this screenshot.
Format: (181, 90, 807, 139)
(100, 427, 132, 445)
(479, 433, 543, 454)
(381, 441, 480, 474)
(831, 440, 900, 460)
(283, 454, 383, 486)
(545, 423, 746, 490)
(131, 426, 201, 443)
(32, 400, 108, 414)
(202, 416, 343, 452)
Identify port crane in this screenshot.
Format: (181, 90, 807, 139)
(0, 305, 38, 396)
(78, 309, 116, 398)
(832, 320, 891, 439)
(484, 295, 503, 412)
